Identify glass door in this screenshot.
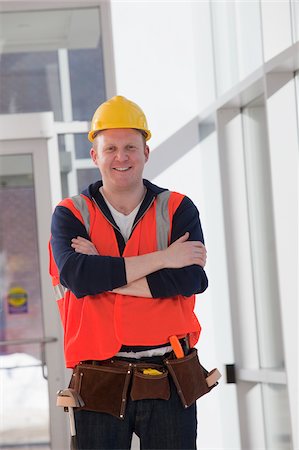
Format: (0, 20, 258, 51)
(0, 153, 52, 448)
(0, 114, 68, 450)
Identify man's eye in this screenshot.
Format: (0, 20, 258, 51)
(106, 146, 115, 152)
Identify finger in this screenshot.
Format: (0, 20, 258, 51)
(188, 241, 204, 247)
(191, 242, 206, 252)
(176, 232, 190, 243)
(76, 236, 91, 243)
(71, 238, 86, 245)
(196, 248, 207, 257)
(72, 241, 88, 249)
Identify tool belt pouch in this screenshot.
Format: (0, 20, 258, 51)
(130, 365, 170, 401)
(70, 363, 132, 419)
(165, 348, 214, 408)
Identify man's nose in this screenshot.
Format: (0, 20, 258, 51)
(115, 149, 129, 161)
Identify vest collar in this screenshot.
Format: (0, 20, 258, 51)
(82, 179, 168, 229)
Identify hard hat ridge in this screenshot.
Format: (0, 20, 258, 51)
(88, 95, 151, 142)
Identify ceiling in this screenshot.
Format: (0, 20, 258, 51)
(0, 4, 101, 53)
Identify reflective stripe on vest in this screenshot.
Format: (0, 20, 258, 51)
(71, 194, 91, 234)
(53, 283, 68, 301)
(71, 191, 172, 250)
(155, 191, 171, 250)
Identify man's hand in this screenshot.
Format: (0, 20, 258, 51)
(71, 236, 99, 255)
(162, 232, 207, 268)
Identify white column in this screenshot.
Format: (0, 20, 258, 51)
(265, 73, 298, 450)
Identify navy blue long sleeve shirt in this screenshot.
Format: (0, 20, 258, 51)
(50, 179, 208, 299)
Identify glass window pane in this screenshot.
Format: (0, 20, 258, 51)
(0, 51, 63, 119)
(69, 47, 106, 121)
(0, 7, 105, 121)
(74, 133, 91, 159)
(77, 168, 101, 193)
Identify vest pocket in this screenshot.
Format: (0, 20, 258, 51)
(130, 366, 170, 401)
(70, 363, 132, 419)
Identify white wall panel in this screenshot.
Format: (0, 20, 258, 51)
(191, 2, 216, 112)
(210, 0, 239, 96)
(217, 109, 260, 369)
(291, 0, 299, 42)
(266, 74, 298, 450)
(242, 105, 284, 369)
(234, 0, 263, 80)
(217, 108, 266, 450)
(197, 132, 241, 450)
(261, 0, 292, 61)
(110, 2, 198, 149)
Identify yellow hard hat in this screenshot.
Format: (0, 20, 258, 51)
(88, 95, 151, 142)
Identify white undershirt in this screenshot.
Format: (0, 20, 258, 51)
(100, 188, 142, 242)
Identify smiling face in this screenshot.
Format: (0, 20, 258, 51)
(90, 128, 149, 194)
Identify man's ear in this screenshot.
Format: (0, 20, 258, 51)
(90, 147, 97, 164)
(144, 145, 150, 162)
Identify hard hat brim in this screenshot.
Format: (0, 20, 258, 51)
(88, 126, 151, 143)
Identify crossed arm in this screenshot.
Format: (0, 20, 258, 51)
(71, 232, 207, 297)
(50, 196, 208, 298)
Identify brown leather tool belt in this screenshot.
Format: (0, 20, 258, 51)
(69, 349, 219, 420)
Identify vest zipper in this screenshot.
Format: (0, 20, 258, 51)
(92, 196, 155, 239)
(91, 197, 121, 232)
(129, 197, 155, 237)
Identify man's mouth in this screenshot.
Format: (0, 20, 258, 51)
(113, 167, 131, 171)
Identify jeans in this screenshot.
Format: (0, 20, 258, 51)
(74, 355, 197, 450)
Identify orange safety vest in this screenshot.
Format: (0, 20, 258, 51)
(49, 191, 201, 368)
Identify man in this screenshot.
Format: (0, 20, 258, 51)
(49, 95, 209, 450)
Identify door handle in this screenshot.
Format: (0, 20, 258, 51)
(0, 336, 58, 379)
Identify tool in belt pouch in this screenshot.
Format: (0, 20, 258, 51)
(166, 336, 221, 408)
(165, 349, 220, 408)
(130, 363, 170, 401)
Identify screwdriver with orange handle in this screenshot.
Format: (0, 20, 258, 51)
(169, 335, 222, 386)
(169, 335, 185, 358)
